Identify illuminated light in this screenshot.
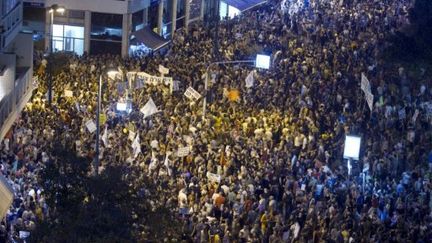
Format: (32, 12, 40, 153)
(116, 100, 132, 114)
(255, 54, 271, 69)
(343, 135, 361, 160)
(56, 7, 65, 14)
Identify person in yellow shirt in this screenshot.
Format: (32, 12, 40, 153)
(260, 211, 268, 235)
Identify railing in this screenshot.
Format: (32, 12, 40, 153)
(0, 1, 22, 50)
(0, 68, 32, 130)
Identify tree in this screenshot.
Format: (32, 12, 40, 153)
(30, 146, 181, 242)
(386, 0, 432, 61)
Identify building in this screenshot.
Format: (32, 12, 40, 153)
(22, 0, 265, 57)
(21, 0, 206, 57)
(0, 0, 34, 140)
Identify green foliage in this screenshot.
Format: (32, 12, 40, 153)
(30, 146, 181, 243)
(386, 0, 432, 62)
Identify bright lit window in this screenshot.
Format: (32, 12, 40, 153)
(228, 5, 240, 18)
(52, 24, 84, 55)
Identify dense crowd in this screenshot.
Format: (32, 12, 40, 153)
(2, 0, 432, 242)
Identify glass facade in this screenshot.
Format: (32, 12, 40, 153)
(90, 12, 123, 55)
(52, 24, 84, 55)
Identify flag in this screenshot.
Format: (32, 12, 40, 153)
(365, 92, 374, 112)
(361, 73, 371, 94)
(132, 134, 141, 158)
(164, 151, 172, 176)
(140, 97, 159, 119)
(245, 71, 254, 88)
(101, 126, 108, 147)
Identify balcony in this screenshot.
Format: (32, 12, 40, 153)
(0, 1, 22, 50)
(0, 66, 34, 140)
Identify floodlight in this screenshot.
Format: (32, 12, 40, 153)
(255, 54, 271, 69)
(343, 135, 361, 160)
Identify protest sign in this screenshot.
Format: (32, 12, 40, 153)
(140, 97, 159, 119)
(85, 120, 97, 133)
(365, 92, 374, 112)
(206, 172, 221, 183)
(361, 73, 371, 94)
(184, 87, 202, 101)
(159, 65, 169, 75)
(128, 130, 136, 142)
(177, 146, 190, 157)
(173, 80, 180, 91)
(64, 90, 73, 97)
(245, 70, 254, 88)
(0, 174, 13, 220)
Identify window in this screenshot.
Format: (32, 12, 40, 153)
(52, 24, 84, 55)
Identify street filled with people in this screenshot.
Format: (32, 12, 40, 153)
(1, 0, 432, 242)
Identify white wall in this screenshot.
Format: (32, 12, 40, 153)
(0, 54, 16, 100)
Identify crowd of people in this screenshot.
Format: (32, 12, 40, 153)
(1, 0, 432, 242)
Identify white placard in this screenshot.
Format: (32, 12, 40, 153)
(184, 87, 202, 101)
(361, 73, 371, 94)
(255, 54, 271, 69)
(159, 65, 170, 75)
(177, 147, 190, 157)
(343, 135, 361, 160)
(245, 70, 254, 88)
(0, 174, 14, 220)
(128, 130, 136, 142)
(173, 80, 180, 91)
(19, 231, 30, 239)
(140, 97, 159, 119)
(207, 172, 221, 183)
(85, 120, 97, 133)
(365, 92, 374, 111)
(64, 90, 73, 97)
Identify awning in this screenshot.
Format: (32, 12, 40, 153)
(223, 0, 267, 11)
(130, 26, 170, 51)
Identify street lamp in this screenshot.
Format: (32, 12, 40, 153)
(47, 4, 65, 106)
(95, 67, 118, 175)
(202, 54, 270, 118)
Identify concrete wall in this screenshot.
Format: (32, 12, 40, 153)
(0, 53, 16, 100)
(8, 32, 33, 68)
(45, 0, 150, 14)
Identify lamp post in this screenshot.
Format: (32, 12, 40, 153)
(47, 4, 65, 106)
(95, 68, 119, 175)
(202, 55, 270, 119)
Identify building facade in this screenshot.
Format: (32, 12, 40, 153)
(22, 0, 207, 57)
(0, 0, 34, 140)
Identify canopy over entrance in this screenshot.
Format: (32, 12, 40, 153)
(130, 26, 170, 51)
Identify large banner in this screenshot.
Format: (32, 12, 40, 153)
(0, 174, 13, 220)
(135, 72, 173, 87)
